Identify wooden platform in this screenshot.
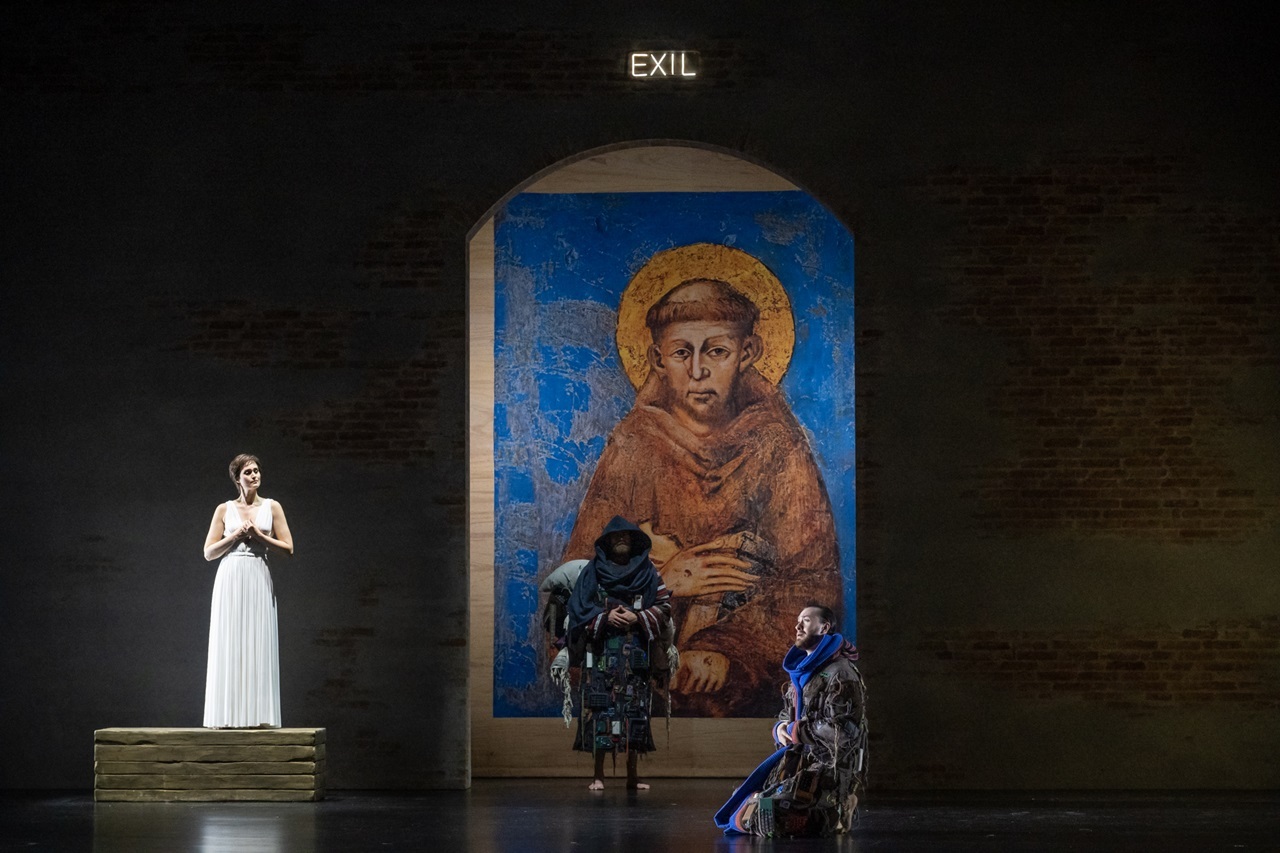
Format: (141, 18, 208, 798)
(93, 727, 326, 802)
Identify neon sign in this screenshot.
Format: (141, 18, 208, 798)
(629, 51, 699, 79)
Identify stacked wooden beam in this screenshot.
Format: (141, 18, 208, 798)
(94, 727, 326, 802)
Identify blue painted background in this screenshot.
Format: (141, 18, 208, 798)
(492, 191, 855, 716)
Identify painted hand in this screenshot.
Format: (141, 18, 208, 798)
(672, 650, 729, 693)
(659, 540, 758, 598)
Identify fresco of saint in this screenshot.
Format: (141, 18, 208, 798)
(560, 244, 841, 717)
(491, 191, 854, 720)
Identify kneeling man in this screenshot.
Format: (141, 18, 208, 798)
(714, 604, 867, 837)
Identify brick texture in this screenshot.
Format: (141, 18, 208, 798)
(165, 301, 361, 369)
(920, 153, 1280, 541)
(917, 616, 1280, 712)
(3, 10, 763, 95)
(158, 199, 467, 468)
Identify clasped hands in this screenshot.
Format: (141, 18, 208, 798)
(235, 520, 263, 542)
(602, 608, 731, 694)
(606, 605, 639, 629)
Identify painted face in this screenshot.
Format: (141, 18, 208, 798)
(650, 320, 759, 430)
(237, 462, 261, 494)
(794, 606, 829, 651)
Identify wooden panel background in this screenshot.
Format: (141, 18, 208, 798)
(468, 145, 801, 779)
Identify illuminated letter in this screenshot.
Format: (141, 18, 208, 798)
(653, 52, 670, 76)
(680, 52, 697, 77)
(630, 53, 648, 78)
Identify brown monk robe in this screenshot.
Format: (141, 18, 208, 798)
(563, 279, 840, 717)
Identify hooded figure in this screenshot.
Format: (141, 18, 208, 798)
(567, 516, 666, 643)
(561, 516, 674, 790)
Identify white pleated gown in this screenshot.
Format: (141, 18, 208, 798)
(203, 499, 281, 728)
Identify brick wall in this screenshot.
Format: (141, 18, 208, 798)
(920, 153, 1280, 541)
(918, 616, 1280, 711)
(156, 198, 468, 468)
(3, 8, 763, 95)
(167, 302, 360, 368)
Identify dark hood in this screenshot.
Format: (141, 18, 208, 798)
(592, 515, 653, 563)
(567, 515, 660, 638)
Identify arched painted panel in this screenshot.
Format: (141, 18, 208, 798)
(469, 143, 854, 777)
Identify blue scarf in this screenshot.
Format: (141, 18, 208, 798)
(782, 632, 845, 720)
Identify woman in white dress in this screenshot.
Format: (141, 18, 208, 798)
(201, 453, 294, 728)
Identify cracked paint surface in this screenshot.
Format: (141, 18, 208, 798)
(492, 191, 856, 716)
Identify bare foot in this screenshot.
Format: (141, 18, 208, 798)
(588, 779, 604, 791)
(627, 780, 650, 791)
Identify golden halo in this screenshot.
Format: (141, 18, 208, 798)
(616, 243, 795, 390)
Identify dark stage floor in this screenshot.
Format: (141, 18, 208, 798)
(3, 780, 1278, 852)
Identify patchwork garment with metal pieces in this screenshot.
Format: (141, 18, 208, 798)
(573, 629, 661, 754)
